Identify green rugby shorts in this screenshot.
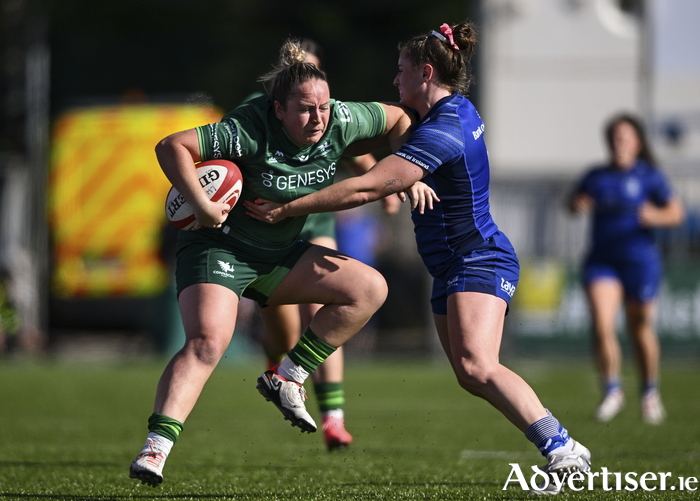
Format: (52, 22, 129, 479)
(175, 229, 312, 306)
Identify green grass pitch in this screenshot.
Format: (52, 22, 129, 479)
(0, 357, 698, 500)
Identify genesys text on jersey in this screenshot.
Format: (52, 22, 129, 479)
(261, 163, 337, 190)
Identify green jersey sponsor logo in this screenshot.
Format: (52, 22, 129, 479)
(261, 162, 337, 191)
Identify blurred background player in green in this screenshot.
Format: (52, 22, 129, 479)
(256, 39, 403, 450)
(568, 113, 684, 424)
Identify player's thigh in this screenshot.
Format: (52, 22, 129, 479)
(267, 245, 387, 307)
(433, 312, 454, 367)
(178, 283, 239, 348)
(446, 291, 507, 363)
(259, 303, 302, 346)
(585, 278, 623, 328)
(624, 298, 657, 335)
(287, 235, 335, 328)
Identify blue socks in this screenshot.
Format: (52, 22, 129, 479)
(525, 410, 571, 457)
(605, 379, 621, 394)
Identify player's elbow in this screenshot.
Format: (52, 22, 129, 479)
(351, 191, 377, 208)
(155, 135, 177, 160)
(155, 130, 196, 163)
(672, 202, 686, 227)
(343, 178, 383, 207)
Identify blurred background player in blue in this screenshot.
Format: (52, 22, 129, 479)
(255, 39, 403, 451)
(246, 22, 591, 493)
(568, 113, 685, 425)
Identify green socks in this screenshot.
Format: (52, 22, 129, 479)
(148, 412, 184, 443)
(287, 328, 337, 373)
(314, 382, 345, 413)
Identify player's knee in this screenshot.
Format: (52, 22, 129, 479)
(185, 334, 229, 366)
(631, 312, 654, 331)
(355, 267, 388, 312)
(454, 359, 494, 394)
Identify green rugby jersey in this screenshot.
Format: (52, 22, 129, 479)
(195, 94, 386, 247)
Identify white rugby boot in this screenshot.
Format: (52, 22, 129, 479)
(529, 440, 592, 495)
(594, 389, 625, 422)
(256, 370, 317, 433)
(129, 433, 172, 487)
(642, 391, 666, 425)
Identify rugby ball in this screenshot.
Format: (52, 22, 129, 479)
(165, 159, 243, 230)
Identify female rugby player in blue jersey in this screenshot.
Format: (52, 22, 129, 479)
(568, 114, 684, 425)
(246, 22, 591, 492)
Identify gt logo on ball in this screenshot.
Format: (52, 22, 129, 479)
(165, 159, 244, 230)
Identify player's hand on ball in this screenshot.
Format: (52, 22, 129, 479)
(165, 159, 243, 230)
(193, 200, 231, 229)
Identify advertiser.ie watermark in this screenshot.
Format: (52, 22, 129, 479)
(504, 463, 699, 492)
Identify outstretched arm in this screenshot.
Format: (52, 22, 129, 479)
(341, 104, 440, 215)
(244, 154, 426, 223)
(342, 153, 403, 215)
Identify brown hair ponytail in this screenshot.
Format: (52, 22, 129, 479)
(258, 38, 327, 107)
(399, 22, 478, 96)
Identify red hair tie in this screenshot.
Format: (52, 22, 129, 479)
(439, 23, 460, 51)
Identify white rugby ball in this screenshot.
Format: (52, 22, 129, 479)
(165, 159, 243, 230)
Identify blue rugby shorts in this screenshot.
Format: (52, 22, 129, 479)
(429, 231, 520, 315)
(583, 254, 661, 302)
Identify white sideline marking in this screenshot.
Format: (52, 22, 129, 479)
(460, 450, 534, 460)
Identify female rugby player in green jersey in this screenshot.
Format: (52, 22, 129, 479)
(129, 38, 414, 486)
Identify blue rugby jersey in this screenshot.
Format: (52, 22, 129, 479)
(394, 94, 499, 275)
(575, 160, 673, 260)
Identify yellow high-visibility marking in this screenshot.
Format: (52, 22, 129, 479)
(49, 103, 221, 297)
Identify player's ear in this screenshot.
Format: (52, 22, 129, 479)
(422, 63, 435, 83)
(273, 101, 284, 120)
